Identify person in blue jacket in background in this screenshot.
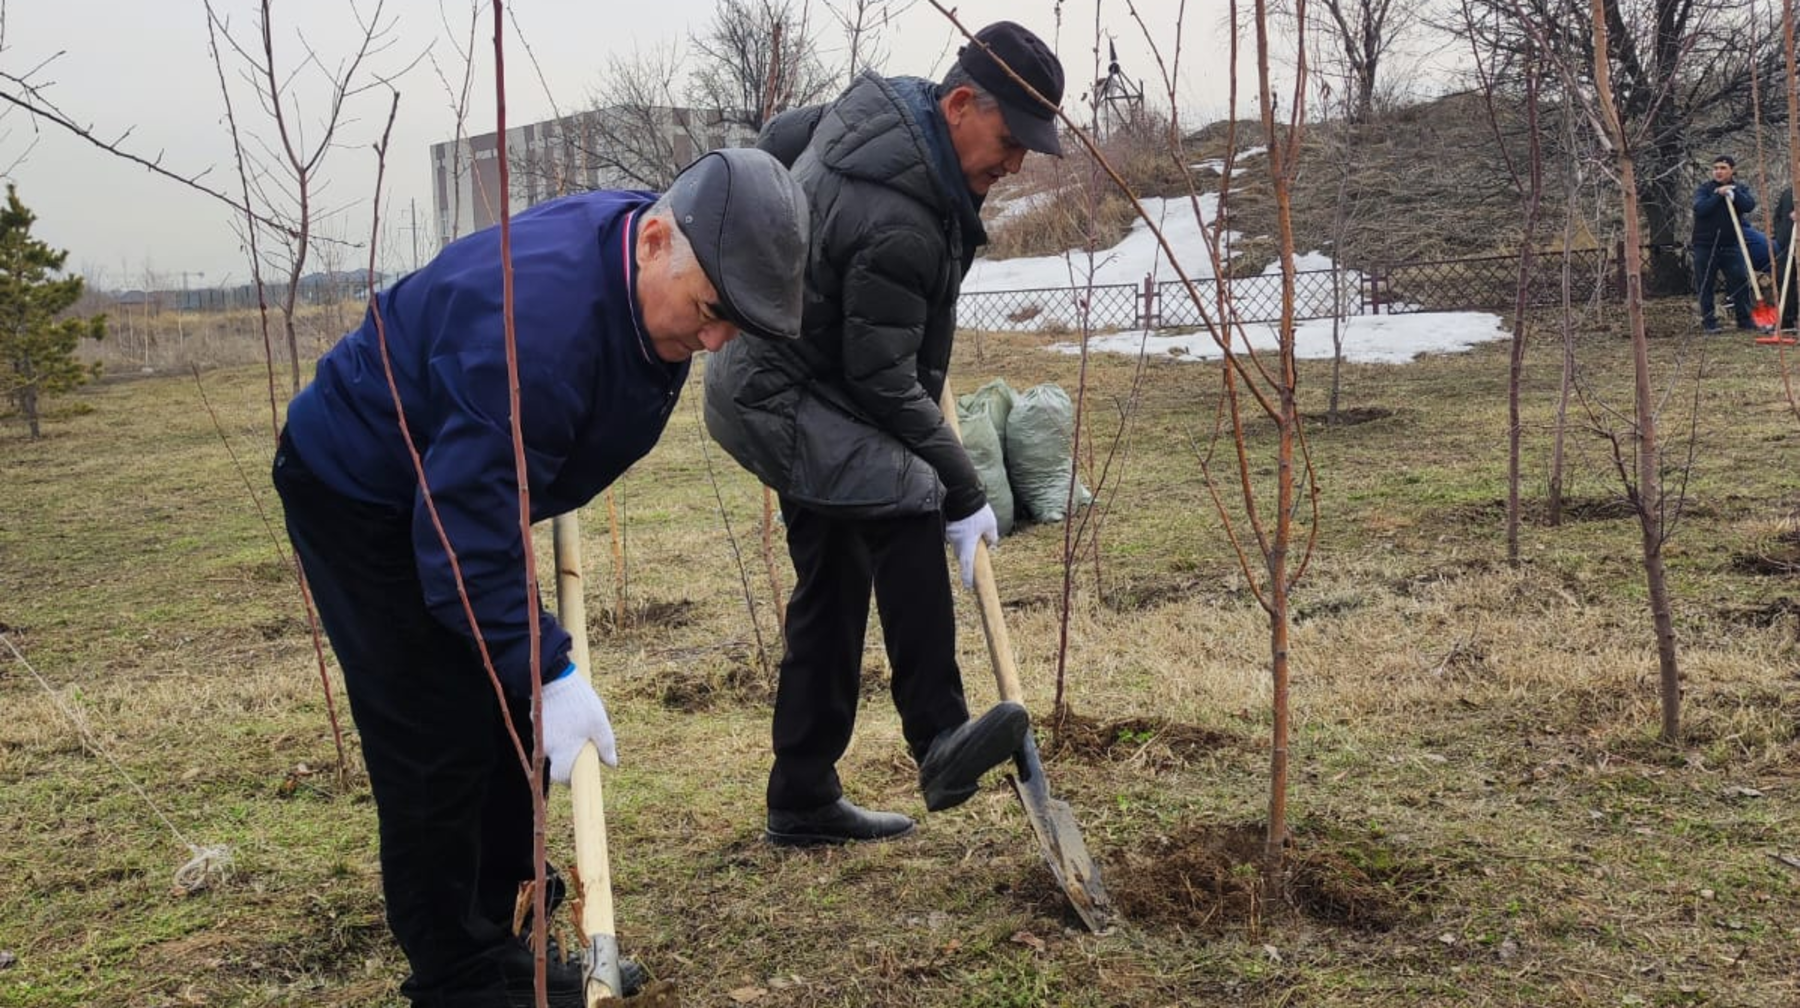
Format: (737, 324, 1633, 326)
(1744, 222, 1773, 273)
(271, 148, 807, 1008)
(1692, 154, 1759, 332)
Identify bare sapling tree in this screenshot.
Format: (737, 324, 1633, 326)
(689, 0, 839, 132)
(427, 0, 482, 246)
(1314, 0, 1417, 123)
(1301, 32, 1388, 424)
(825, 0, 905, 83)
(1522, 0, 1687, 742)
(573, 44, 734, 193)
(1235, 0, 1321, 867)
(1781, 0, 1800, 421)
(210, 0, 413, 393)
(930, 0, 1322, 870)
(1461, 0, 1545, 566)
(1548, 95, 1586, 527)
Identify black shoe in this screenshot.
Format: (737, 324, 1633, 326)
(917, 701, 1030, 812)
(1702, 323, 1722, 334)
(504, 943, 647, 1006)
(765, 798, 917, 847)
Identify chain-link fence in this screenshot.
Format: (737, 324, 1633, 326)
(957, 245, 1644, 333)
(957, 268, 1364, 333)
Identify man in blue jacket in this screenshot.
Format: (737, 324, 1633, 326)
(272, 148, 806, 1007)
(1692, 155, 1758, 332)
(705, 23, 1065, 847)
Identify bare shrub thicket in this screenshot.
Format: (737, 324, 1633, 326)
(73, 297, 355, 373)
(982, 115, 1190, 261)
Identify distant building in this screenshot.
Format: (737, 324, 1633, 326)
(430, 106, 756, 247)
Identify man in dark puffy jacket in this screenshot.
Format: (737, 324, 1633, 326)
(1775, 185, 1798, 330)
(704, 22, 1066, 847)
(272, 149, 806, 1006)
(1692, 154, 1758, 332)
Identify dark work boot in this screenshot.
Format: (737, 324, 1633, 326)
(917, 701, 1030, 812)
(765, 798, 917, 847)
(502, 940, 647, 1006)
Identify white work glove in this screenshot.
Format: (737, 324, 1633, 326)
(540, 667, 618, 783)
(944, 503, 999, 589)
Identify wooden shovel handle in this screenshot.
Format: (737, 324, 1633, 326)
(1725, 197, 1767, 301)
(551, 514, 621, 1004)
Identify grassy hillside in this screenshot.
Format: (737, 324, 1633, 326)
(2, 300, 1798, 1006)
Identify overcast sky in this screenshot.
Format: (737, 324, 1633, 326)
(3, 0, 1278, 291)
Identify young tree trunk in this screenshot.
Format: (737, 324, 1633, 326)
(1505, 62, 1544, 566)
(1621, 152, 1683, 743)
(1590, 0, 1682, 741)
(1548, 106, 1581, 528)
(21, 383, 40, 439)
(1254, 0, 1301, 870)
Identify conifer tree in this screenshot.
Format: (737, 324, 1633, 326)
(0, 184, 104, 439)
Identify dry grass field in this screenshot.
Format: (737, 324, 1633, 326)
(3, 296, 1798, 1007)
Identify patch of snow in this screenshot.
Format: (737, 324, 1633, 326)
(1047, 311, 1511, 365)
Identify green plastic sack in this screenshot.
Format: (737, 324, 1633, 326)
(1004, 383, 1093, 523)
(958, 378, 1020, 535)
(955, 404, 1015, 536)
(959, 378, 1018, 442)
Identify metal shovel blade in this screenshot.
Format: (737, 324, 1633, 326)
(1009, 732, 1114, 931)
(939, 379, 1113, 931)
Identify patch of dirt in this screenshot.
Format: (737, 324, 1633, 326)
(1730, 527, 1800, 576)
(1445, 494, 1718, 528)
(1046, 708, 1242, 768)
(1303, 406, 1396, 427)
(597, 598, 697, 634)
(1101, 573, 1206, 612)
(654, 647, 774, 712)
(283, 890, 391, 977)
(1717, 595, 1800, 628)
(858, 663, 890, 699)
(1292, 592, 1368, 624)
(1386, 560, 1496, 597)
(253, 614, 309, 640)
(1108, 820, 1444, 934)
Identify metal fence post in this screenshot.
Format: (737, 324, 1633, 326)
(1137, 274, 1160, 328)
(1363, 270, 1386, 315)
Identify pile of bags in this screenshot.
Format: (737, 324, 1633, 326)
(955, 378, 1093, 538)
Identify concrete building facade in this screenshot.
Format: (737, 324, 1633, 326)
(430, 106, 756, 247)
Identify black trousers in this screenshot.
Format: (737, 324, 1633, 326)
(768, 500, 970, 811)
(273, 431, 545, 1007)
(1780, 242, 1800, 330)
(1694, 240, 1753, 328)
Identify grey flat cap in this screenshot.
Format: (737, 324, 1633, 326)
(665, 148, 809, 341)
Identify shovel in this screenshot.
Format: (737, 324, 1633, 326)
(940, 383, 1115, 932)
(1724, 197, 1780, 331)
(553, 515, 680, 1006)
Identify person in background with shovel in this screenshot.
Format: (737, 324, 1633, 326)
(270, 148, 808, 1007)
(1773, 185, 1798, 332)
(1692, 154, 1760, 333)
(704, 22, 1066, 847)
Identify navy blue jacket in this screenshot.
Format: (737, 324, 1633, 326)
(283, 191, 689, 694)
(1745, 225, 1773, 272)
(1693, 179, 1757, 249)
